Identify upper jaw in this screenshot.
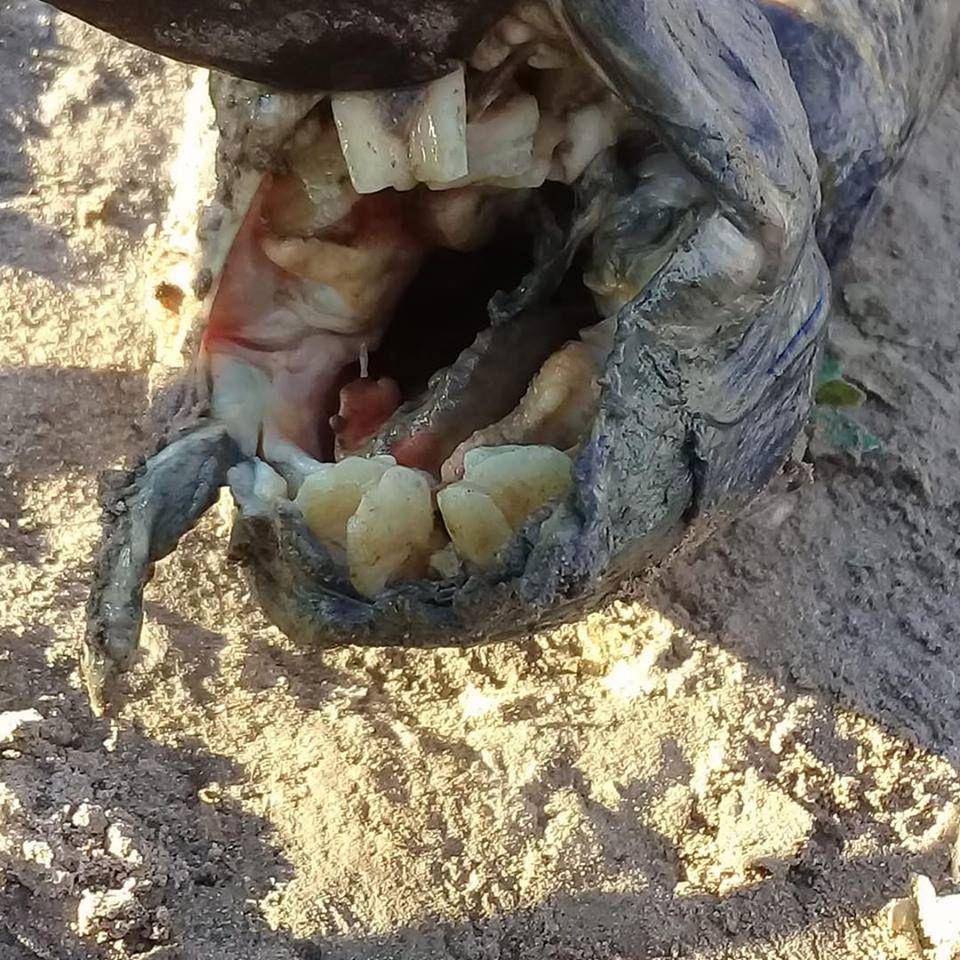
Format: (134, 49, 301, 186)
(47, 0, 516, 90)
(216, 0, 828, 633)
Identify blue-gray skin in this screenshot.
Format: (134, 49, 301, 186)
(80, 0, 960, 713)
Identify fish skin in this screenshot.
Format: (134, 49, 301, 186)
(67, 0, 960, 709)
(758, 0, 960, 263)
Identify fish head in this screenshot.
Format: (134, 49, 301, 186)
(75, 0, 830, 707)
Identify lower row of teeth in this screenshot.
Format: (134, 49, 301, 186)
(292, 444, 574, 597)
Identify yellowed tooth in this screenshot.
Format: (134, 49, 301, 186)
(517, 1, 566, 38)
(295, 456, 396, 549)
(463, 445, 574, 529)
(496, 14, 536, 46)
(553, 103, 619, 183)
(347, 466, 435, 597)
(469, 33, 512, 72)
(437, 483, 514, 570)
(429, 542, 463, 580)
(283, 118, 358, 232)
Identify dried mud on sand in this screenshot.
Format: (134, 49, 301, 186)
(1, 3, 959, 958)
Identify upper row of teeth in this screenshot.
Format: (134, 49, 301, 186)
(328, 6, 624, 195)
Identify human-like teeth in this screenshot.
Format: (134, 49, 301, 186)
(265, 121, 358, 237)
(469, 31, 513, 73)
(410, 69, 470, 184)
(515, 1, 567, 41)
(347, 465, 436, 597)
(553, 103, 621, 183)
(497, 14, 537, 46)
(494, 114, 566, 190)
(436, 483, 513, 569)
(438, 445, 574, 567)
(295, 455, 397, 550)
(331, 95, 415, 194)
(449, 94, 541, 187)
(331, 67, 468, 194)
(461, 445, 573, 527)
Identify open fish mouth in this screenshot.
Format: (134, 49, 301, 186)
(82, 0, 830, 709)
(207, 7, 722, 599)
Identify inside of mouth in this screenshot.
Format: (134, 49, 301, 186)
(204, 1, 707, 598)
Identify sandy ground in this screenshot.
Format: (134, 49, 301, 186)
(1, 3, 959, 958)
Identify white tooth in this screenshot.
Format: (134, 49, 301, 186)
(490, 114, 566, 190)
(209, 353, 269, 457)
(295, 456, 396, 550)
(409, 67, 468, 185)
(464, 94, 540, 184)
(437, 483, 513, 570)
(331, 93, 417, 194)
(551, 103, 619, 183)
(496, 15, 536, 46)
(253, 459, 290, 502)
(347, 465, 435, 597)
(469, 34, 512, 72)
(463, 445, 574, 529)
